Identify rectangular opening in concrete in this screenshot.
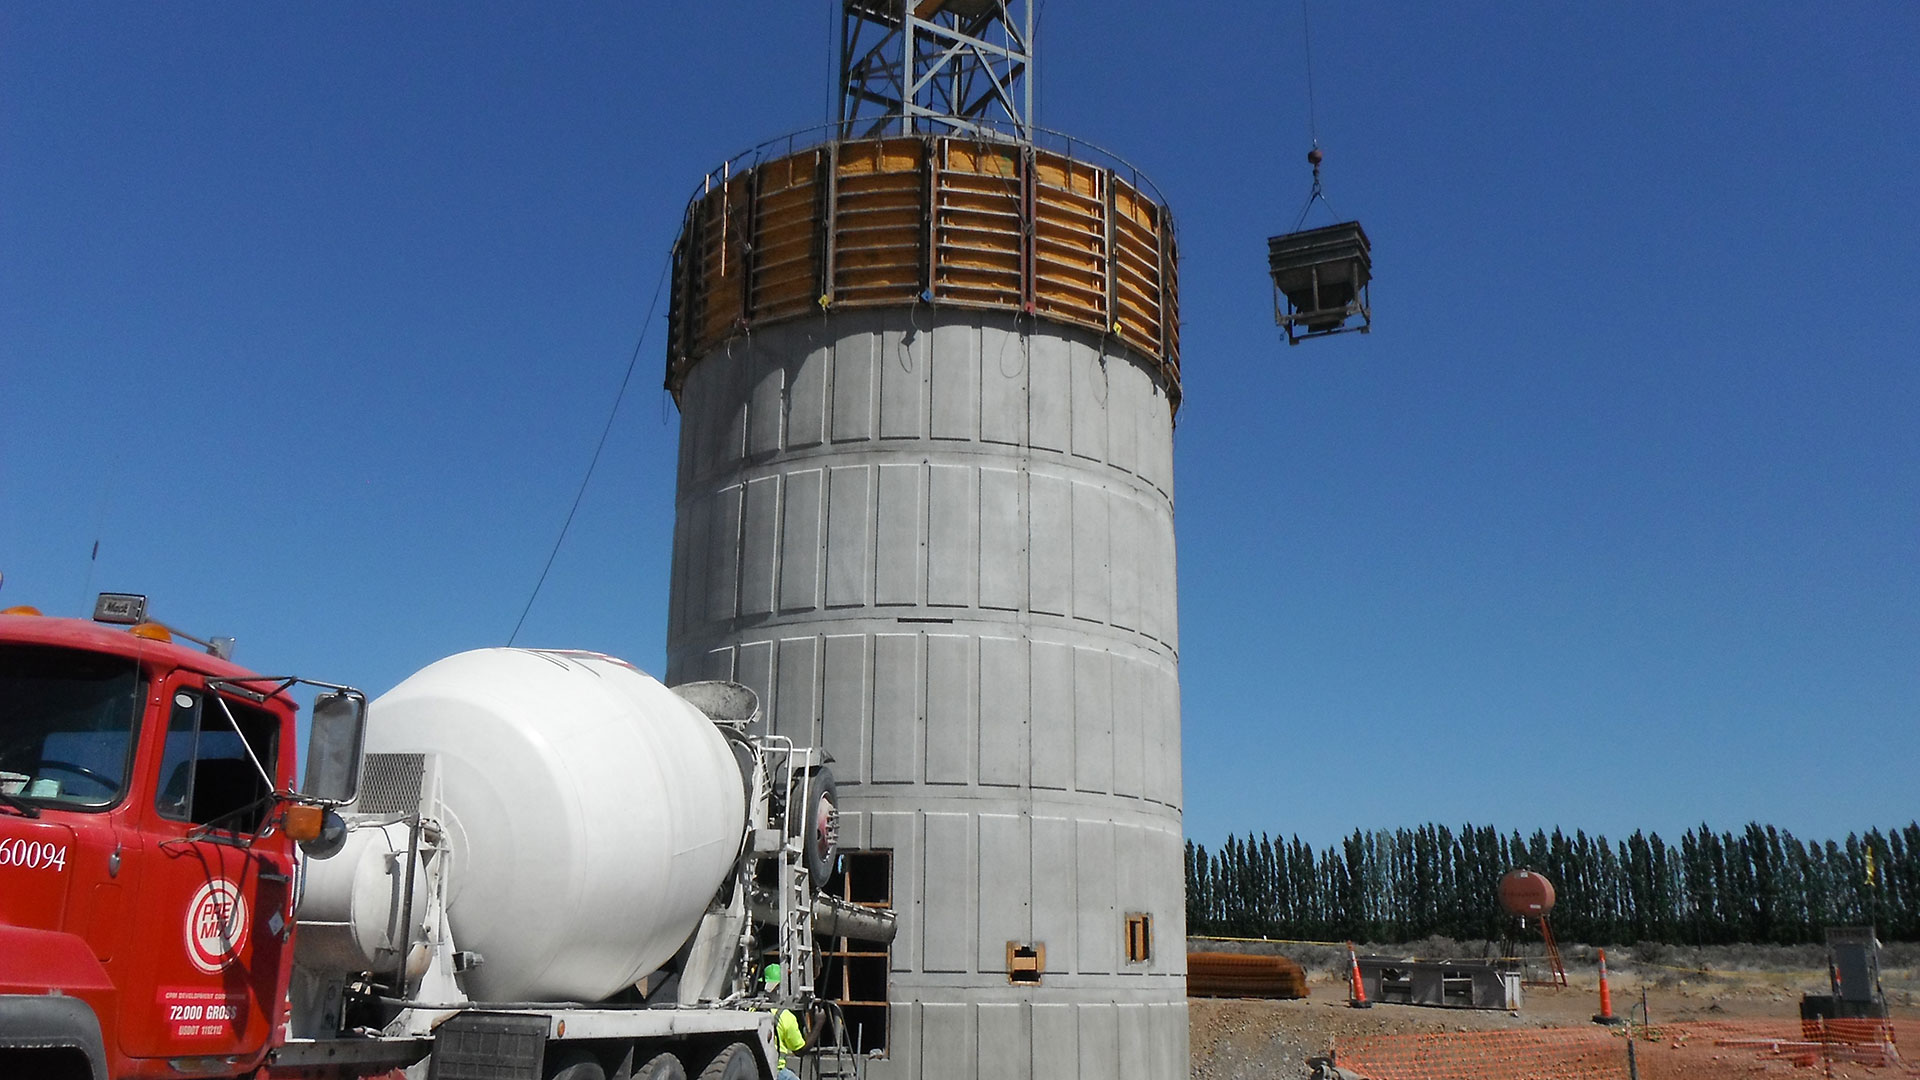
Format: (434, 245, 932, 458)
(1126, 913, 1153, 963)
(822, 850, 892, 1054)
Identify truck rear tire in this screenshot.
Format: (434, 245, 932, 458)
(546, 1048, 607, 1080)
(638, 1050, 688, 1080)
(697, 1042, 757, 1080)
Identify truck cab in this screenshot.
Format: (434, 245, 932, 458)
(0, 602, 360, 1080)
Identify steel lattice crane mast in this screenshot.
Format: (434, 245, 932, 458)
(839, 0, 1034, 139)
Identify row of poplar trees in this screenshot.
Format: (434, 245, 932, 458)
(1185, 823, 1920, 946)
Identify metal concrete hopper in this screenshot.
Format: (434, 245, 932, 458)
(1268, 220, 1372, 344)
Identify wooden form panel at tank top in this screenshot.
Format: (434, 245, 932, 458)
(666, 136, 1181, 411)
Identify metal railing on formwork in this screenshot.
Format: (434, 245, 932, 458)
(1327, 1016, 1919, 1080)
(677, 119, 1173, 216)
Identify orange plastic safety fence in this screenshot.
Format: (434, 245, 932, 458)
(1335, 1017, 1920, 1080)
(1334, 1026, 1625, 1080)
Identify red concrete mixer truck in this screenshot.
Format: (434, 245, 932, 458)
(0, 595, 885, 1080)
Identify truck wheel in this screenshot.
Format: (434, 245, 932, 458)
(796, 767, 838, 889)
(546, 1048, 607, 1080)
(637, 1051, 687, 1080)
(697, 1043, 757, 1080)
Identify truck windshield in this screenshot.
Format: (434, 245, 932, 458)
(0, 644, 146, 809)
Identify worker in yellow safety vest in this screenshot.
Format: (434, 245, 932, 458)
(762, 963, 806, 1080)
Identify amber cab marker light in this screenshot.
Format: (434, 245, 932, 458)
(1, 606, 43, 616)
(129, 622, 174, 643)
(283, 804, 325, 844)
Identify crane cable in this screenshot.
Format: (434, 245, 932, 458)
(1292, 0, 1339, 230)
(1302, 0, 1320, 149)
(506, 253, 672, 647)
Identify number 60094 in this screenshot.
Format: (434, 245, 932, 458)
(0, 838, 67, 870)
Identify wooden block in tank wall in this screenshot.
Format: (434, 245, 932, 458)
(1006, 941, 1046, 981)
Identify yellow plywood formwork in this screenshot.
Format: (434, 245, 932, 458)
(934, 138, 1023, 308)
(833, 137, 924, 305)
(749, 149, 825, 325)
(1031, 150, 1109, 331)
(668, 135, 1181, 410)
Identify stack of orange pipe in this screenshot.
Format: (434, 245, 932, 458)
(1185, 952, 1309, 999)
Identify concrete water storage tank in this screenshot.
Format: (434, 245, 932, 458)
(662, 132, 1186, 1080)
(359, 648, 748, 1003)
(661, 7, 1188, 1074)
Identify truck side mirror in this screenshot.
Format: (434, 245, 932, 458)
(303, 690, 366, 805)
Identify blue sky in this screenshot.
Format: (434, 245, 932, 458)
(4, 4, 1915, 853)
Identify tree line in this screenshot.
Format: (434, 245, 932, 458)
(1185, 823, 1920, 946)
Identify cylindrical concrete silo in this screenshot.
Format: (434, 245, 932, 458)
(663, 14, 1186, 1079)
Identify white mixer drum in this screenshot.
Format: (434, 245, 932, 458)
(365, 648, 747, 1003)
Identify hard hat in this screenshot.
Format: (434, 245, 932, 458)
(763, 963, 783, 987)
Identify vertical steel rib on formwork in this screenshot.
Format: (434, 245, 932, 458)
(1019, 142, 1036, 314)
(1159, 210, 1176, 398)
(813, 146, 833, 313)
(924, 136, 940, 301)
(1103, 168, 1118, 332)
(741, 162, 761, 326)
(822, 141, 840, 307)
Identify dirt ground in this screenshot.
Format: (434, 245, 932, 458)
(1187, 940, 1920, 1080)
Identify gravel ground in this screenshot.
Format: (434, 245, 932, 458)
(1186, 939, 1920, 1079)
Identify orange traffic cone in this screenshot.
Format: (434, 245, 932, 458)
(1592, 948, 1623, 1025)
(1347, 942, 1372, 1009)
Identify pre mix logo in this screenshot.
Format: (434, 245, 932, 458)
(185, 879, 249, 974)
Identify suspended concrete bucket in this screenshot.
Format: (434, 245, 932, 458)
(1268, 220, 1371, 345)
